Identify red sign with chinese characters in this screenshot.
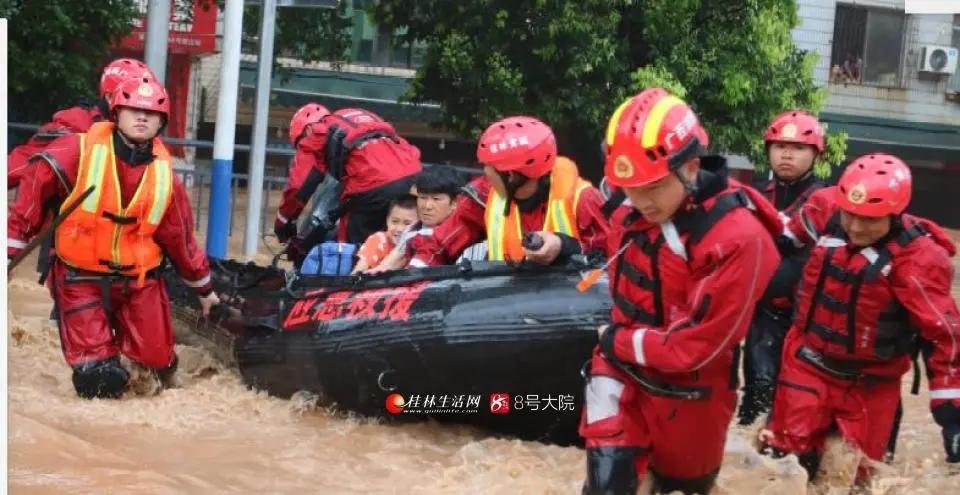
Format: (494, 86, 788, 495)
(282, 283, 430, 329)
(118, 0, 217, 54)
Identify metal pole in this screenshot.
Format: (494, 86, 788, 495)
(144, 0, 170, 84)
(244, 0, 277, 259)
(207, 0, 244, 259)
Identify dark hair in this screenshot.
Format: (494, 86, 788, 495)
(388, 195, 418, 214)
(415, 166, 464, 199)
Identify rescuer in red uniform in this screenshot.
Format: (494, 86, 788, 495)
(274, 107, 422, 252)
(406, 115, 609, 266)
(763, 153, 960, 481)
(8, 77, 219, 400)
(740, 109, 828, 424)
(579, 88, 782, 494)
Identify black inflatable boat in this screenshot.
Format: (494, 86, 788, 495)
(166, 259, 610, 445)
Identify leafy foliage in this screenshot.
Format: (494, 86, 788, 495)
(373, 0, 847, 179)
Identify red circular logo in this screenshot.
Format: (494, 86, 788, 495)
(385, 393, 406, 414)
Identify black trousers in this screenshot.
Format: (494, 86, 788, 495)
(739, 304, 793, 425)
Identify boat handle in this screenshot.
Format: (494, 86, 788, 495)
(377, 369, 397, 392)
(580, 359, 592, 381)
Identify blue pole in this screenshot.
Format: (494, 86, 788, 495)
(206, 0, 244, 259)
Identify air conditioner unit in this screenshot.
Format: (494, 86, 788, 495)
(919, 44, 958, 74)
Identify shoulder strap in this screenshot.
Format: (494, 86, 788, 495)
(323, 123, 350, 181)
(676, 188, 753, 245)
(31, 151, 72, 191)
(859, 222, 926, 282)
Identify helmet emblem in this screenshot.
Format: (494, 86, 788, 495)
(137, 84, 154, 97)
(613, 155, 634, 179)
(848, 184, 867, 204)
(780, 123, 797, 139)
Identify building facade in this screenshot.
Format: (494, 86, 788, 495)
(794, 0, 960, 225)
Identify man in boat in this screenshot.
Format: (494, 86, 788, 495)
(761, 154, 960, 480)
(9, 58, 156, 190)
(7, 77, 220, 400)
(739, 110, 828, 425)
(364, 165, 465, 272)
(273, 107, 423, 253)
(405, 116, 610, 266)
(579, 88, 782, 494)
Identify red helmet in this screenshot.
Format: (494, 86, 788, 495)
(333, 107, 385, 124)
(110, 77, 170, 119)
(476, 116, 556, 179)
(836, 153, 912, 217)
(100, 58, 156, 99)
(764, 110, 825, 153)
(604, 88, 709, 188)
(289, 103, 330, 146)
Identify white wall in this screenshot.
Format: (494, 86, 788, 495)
(793, 0, 960, 125)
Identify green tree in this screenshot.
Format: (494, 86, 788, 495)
(373, 0, 847, 181)
(3, 0, 139, 122)
(241, 1, 353, 76)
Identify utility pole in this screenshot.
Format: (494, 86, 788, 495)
(144, 0, 170, 84)
(207, 0, 245, 259)
(243, 0, 278, 259)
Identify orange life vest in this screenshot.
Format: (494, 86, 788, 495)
(55, 122, 174, 284)
(485, 157, 591, 261)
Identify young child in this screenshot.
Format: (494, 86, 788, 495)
(352, 196, 418, 273)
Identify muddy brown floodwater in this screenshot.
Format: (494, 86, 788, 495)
(7, 235, 960, 494)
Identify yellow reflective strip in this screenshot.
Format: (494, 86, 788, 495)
(82, 144, 107, 212)
(552, 200, 573, 236)
(641, 96, 683, 149)
(606, 98, 633, 147)
(511, 206, 522, 239)
(487, 194, 504, 260)
(148, 161, 170, 224)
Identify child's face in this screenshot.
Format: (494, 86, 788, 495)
(386, 206, 418, 244)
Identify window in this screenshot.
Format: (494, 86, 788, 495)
(830, 4, 905, 87)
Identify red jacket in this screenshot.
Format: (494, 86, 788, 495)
(8, 103, 105, 189)
(276, 126, 422, 223)
(603, 165, 781, 387)
(7, 134, 212, 295)
(407, 175, 611, 265)
(784, 187, 960, 405)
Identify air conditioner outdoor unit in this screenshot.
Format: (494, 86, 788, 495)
(919, 44, 958, 74)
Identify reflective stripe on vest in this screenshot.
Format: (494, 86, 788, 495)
(81, 139, 109, 212)
(485, 157, 590, 261)
(55, 122, 174, 280)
